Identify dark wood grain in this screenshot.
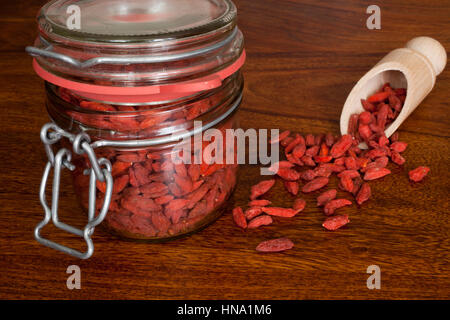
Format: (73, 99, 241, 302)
(0, 0, 449, 299)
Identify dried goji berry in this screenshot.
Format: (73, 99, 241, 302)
(330, 134, 352, 158)
(256, 238, 294, 252)
(390, 141, 408, 153)
(367, 91, 390, 103)
(250, 179, 276, 200)
(305, 145, 319, 157)
(245, 206, 263, 220)
(300, 169, 317, 181)
(340, 175, 354, 193)
(356, 183, 371, 205)
(317, 189, 337, 206)
(305, 134, 315, 146)
(292, 143, 306, 159)
(322, 214, 350, 230)
(324, 199, 352, 215)
(111, 161, 132, 177)
(301, 155, 316, 166)
(361, 99, 376, 112)
(409, 166, 430, 182)
(347, 114, 359, 136)
(277, 168, 300, 181)
(232, 207, 247, 229)
(284, 181, 299, 195)
(261, 207, 299, 218)
(363, 167, 391, 180)
(247, 215, 273, 229)
(165, 199, 190, 211)
(270, 130, 291, 144)
(292, 198, 306, 212)
(301, 177, 329, 193)
(248, 199, 272, 207)
(325, 132, 335, 147)
(391, 150, 405, 165)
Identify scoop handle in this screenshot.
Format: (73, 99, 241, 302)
(405, 36, 447, 76)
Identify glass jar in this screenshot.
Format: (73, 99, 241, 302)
(27, 0, 245, 257)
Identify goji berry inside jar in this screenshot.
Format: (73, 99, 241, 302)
(27, 0, 245, 243)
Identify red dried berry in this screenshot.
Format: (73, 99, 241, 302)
(391, 150, 406, 165)
(270, 130, 291, 144)
(302, 177, 329, 193)
(323, 199, 352, 215)
(245, 206, 264, 220)
(322, 215, 350, 231)
(232, 207, 247, 229)
(262, 207, 299, 218)
(305, 134, 315, 146)
(356, 183, 371, 205)
(300, 169, 317, 181)
(285, 134, 304, 153)
(409, 166, 430, 182)
(325, 132, 335, 147)
(250, 179, 276, 200)
(361, 99, 376, 112)
(330, 134, 353, 158)
(338, 170, 360, 179)
(267, 161, 294, 173)
(364, 167, 391, 181)
(165, 199, 190, 211)
(340, 175, 354, 193)
(359, 111, 372, 125)
(277, 168, 300, 181)
(390, 141, 408, 153)
(284, 181, 299, 195)
(317, 189, 337, 206)
(347, 114, 359, 136)
(344, 157, 358, 170)
(301, 155, 316, 166)
(248, 199, 272, 207)
(292, 144, 306, 159)
(292, 198, 306, 212)
(367, 91, 390, 103)
(256, 238, 294, 252)
(247, 215, 273, 229)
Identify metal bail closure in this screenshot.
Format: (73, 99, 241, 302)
(35, 123, 113, 259)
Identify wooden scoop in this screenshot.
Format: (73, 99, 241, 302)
(340, 36, 447, 140)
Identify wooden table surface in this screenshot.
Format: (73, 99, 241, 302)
(0, 0, 449, 300)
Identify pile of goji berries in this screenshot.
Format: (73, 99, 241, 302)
(233, 83, 430, 253)
(61, 87, 239, 240)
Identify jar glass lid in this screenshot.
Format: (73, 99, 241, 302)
(40, 0, 236, 43)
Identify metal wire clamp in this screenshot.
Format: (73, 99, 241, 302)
(35, 123, 113, 259)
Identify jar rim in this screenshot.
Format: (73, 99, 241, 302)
(39, 0, 236, 44)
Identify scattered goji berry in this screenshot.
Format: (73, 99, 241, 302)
(248, 199, 272, 207)
(284, 181, 299, 195)
(250, 179, 276, 200)
(245, 206, 264, 220)
(232, 207, 247, 229)
(390, 141, 408, 153)
(292, 198, 306, 212)
(356, 183, 371, 205)
(277, 168, 300, 181)
(262, 207, 299, 218)
(256, 238, 294, 252)
(323, 199, 352, 215)
(363, 167, 391, 180)
(409, 166, 430, 182)
(322, 215, 350, 231)
(302, 177, 329, 193)
(317, 189, 337, 206)
(247, 215, 273, 229)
